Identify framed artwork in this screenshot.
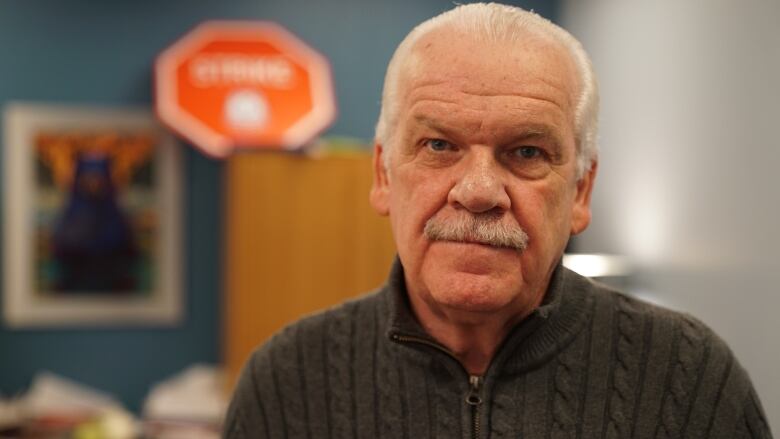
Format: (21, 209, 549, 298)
(3, 103, 183, 327)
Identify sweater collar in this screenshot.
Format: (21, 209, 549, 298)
(384, 256, 592, 373)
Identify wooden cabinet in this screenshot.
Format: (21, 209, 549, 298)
(223, 151, 396, 384)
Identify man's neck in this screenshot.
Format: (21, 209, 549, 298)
(407, 290, 544, 375)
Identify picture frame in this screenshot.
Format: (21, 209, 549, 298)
(3, 103, 183, 327)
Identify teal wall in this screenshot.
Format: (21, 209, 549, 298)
(0, 0, 558, 412)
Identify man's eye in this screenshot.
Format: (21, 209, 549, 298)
(513, 146, 542, 159)
(425, 139, 451, 151)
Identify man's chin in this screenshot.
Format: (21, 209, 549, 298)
(428, 285, 518, 315)
(421, 269, 525, 314)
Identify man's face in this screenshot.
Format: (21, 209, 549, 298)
(371, 30, 596, 319)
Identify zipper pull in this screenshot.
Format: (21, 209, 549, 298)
(465, 375, 483, 406)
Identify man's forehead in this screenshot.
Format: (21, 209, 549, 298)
(408, 25, 569, 70)
(399, 28, 579, 113)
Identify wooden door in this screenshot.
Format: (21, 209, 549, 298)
(223, 151, 396, 384)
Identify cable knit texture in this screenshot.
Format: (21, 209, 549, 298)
(224, 260, 772, 438)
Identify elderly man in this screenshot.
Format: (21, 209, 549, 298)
(224, 3, 771, 438)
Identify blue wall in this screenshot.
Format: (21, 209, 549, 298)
(0, 0, 558, 412)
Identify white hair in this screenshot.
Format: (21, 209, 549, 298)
(374, 2, 599, 180)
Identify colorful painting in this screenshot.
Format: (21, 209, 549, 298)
(3, 104, 182, 327)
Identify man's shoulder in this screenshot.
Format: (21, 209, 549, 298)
(588, 280, 733, 368)
(246, 286, 386, 367)
(565, 272, 771, 437)
(226, 288, 387, 437)
(579, 274, 732, 353)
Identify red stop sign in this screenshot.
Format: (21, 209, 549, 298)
(155, 21, 336, 157)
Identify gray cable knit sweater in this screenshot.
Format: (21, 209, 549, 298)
(224, 260, 772, 438)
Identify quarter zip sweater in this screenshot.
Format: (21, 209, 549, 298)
(224, 260, 772, 438)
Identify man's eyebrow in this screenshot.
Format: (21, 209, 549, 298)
(412, 115, 452, 132)
(411, 115, 564, 146)
(414, 115, 556, 133)
(515, 127, 554, 139)
(516, 120, 568, 136)
(408, 115, 464, 142)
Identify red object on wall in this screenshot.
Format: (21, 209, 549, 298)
(155, 21, 336, 157)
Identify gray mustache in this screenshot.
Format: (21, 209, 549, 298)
(424, 212, 529, 251)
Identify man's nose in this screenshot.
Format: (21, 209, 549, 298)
(448, 150, 510, 213)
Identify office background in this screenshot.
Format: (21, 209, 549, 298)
(0, 0, 555, 412)
(0, 0, 776, 432)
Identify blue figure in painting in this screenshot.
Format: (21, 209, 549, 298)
(52, 153, 138, 292)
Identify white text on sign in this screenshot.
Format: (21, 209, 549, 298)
(189, 54, 295, 89)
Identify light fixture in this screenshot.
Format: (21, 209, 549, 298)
(562, 253, 632, 278)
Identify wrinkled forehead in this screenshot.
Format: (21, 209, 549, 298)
(398, 27, 580, 118)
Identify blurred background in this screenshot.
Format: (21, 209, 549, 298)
(563, 0, 780, 432)
(0, 0, 776, 436)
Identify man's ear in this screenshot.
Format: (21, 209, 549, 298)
(369, 143, 390, 216)
(570, 160, 597, 235)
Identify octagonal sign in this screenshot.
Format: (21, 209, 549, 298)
(155, 21, 336, 157)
